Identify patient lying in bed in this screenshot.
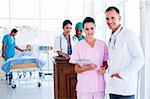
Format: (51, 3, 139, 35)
(2, 44, 46, 74)
(15, 44, 35, 58)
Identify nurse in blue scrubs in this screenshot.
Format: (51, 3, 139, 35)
(2, 28, 26, 84)
(74, 22, 85, 41)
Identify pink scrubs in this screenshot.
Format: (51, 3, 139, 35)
(70, 39, 108, 98)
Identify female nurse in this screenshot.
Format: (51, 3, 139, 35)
(70, 17, 108, 99)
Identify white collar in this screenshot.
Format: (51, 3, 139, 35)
(112, 25, 123, 37)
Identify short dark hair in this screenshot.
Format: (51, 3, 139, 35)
(105, 6, 120, 14)
(11, 28, 18, 33)
(62, 20, 72, 29)
(83, 17, 95, 28)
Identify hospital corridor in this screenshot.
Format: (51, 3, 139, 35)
(0, 0, 150, 99)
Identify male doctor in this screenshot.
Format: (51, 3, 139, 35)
(105, 6, 145, 99)
(53, 20, 78, 58)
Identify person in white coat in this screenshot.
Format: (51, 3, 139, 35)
(53, 20, 78, 58)
(105, 6, 145, 99)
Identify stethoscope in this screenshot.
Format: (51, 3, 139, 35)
(60, 36, 62, 51)
(72, 36, 77, 41)
(59, 34, 75, 52)
(109, 27, 123, 49)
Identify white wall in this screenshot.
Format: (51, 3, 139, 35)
(140, 0, 150, 99)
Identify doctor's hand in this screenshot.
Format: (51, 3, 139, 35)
(57, 51, 69, 59)
(62, 53, 69, 59)
(111, 73, 122, 79)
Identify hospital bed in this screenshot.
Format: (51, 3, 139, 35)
(1, 56, 46, 89)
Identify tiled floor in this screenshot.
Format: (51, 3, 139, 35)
(0, 76, 54, 99)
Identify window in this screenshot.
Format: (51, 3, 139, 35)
(10, 0, 39, 18)
(0, 0, 89, 47)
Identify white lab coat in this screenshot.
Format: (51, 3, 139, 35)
(106, 26, 145, 95)
(53, 34, 78, 54)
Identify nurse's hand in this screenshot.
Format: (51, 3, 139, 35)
(75, 64, 97, 73)
(83, 64, 97, 71)
(111, 73, 122, 79)
(98, 67, 106, 75)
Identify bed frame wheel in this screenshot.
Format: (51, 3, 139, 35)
(37, 82, 41, 87)
(12, 85, 16, 89)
